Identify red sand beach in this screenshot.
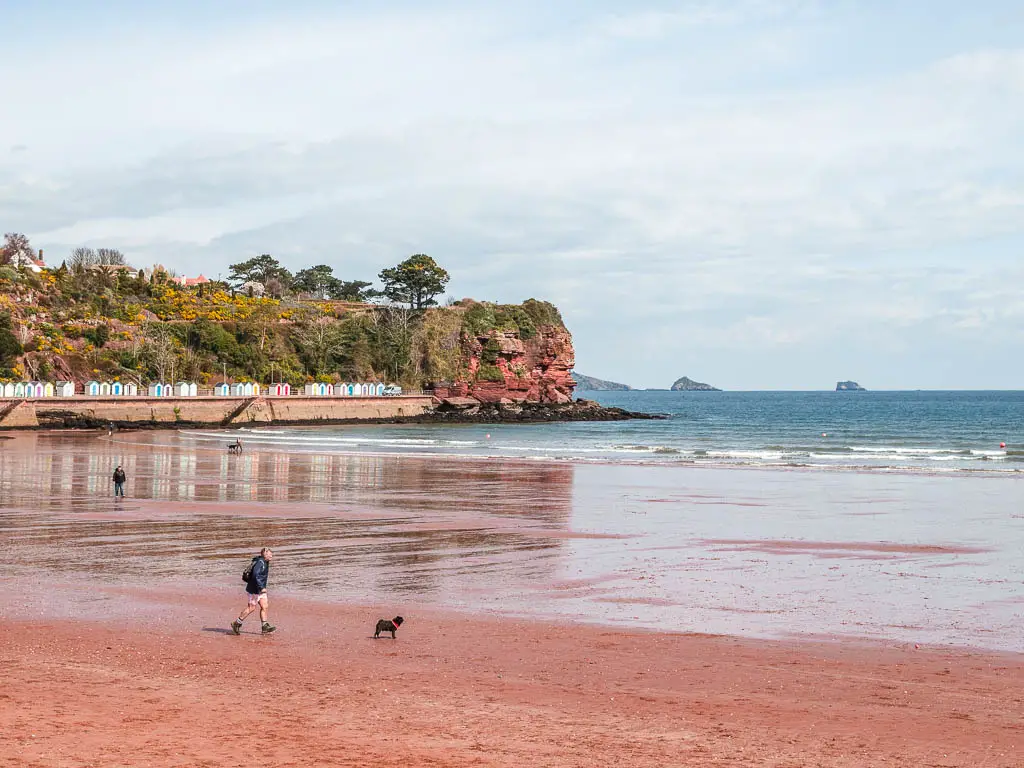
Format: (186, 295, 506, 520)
(2, 432, 1023, 766)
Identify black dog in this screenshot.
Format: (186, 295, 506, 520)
(374, 616, 404, 639)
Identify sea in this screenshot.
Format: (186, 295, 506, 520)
(181, 390, 1024, 474)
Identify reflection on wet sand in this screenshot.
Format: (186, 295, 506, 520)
(1, 432, 574, 600)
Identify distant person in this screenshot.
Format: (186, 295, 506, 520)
(232, 547, 276, 635)
(112, 465, 126, 497)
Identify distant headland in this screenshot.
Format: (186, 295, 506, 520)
(572, 372, 633, 391)
(836, 381, 866, 392)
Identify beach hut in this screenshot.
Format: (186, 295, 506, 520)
(345, 383, 356, 396)
(3, 383, 14, 397)
(55, 381, 75, 397)
(85, 381, 100, 396)
(215, 383, 230, 396)
(148, 383, 165, 397)
(27, 382, 44, 398)
(174, 382, 197, 397)
(374, 383, 386, 396)
(43, 382, 55, 397)
(333, 383, 346, 396)
(14, 382, 26, 398)
(304, 383, 330, 396)
(111, 382, 123, 396)
(360, 383, 372, 396)
(99, 382, 112, 396)
(269, 383, 290, 396)
(125, 383, 138, 397)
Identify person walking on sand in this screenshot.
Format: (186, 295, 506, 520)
(112, 465, 126, 497)
(232, 547, 276, 635)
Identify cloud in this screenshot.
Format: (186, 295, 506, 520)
(2, 3, 1023, 387)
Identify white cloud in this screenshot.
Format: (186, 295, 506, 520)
(2, 3, 1024, 387)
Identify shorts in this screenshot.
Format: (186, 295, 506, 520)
(247, 592, 268, 608)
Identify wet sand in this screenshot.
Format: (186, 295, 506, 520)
(2, 432, 1024, 765)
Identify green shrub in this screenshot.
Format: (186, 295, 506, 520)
(476, 363, 505, 382)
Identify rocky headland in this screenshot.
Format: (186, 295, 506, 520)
(572, 372, 634, 391)
(670, 376, 721, 391)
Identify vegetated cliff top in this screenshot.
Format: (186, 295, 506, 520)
(572, 372, 633, 390)
(670, 376, 721, 391)
(0, 261, 567, 393)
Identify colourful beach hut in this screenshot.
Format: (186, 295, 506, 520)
(374, 383, 386, 396)
(269, 383, 290, 396)
(14, 383, 26, 397)
(27, 382, 45, 397)
(215, 383, 230, 396)
(43, 382, 55, 397)
(55, 381, 75, 397)
(86, 381, 101, 396)
(359, 383, 372, 396)
(111, 382, 123, 396)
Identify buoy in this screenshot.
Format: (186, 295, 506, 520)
(485, 433, 491, 439)
(1000, 442, 1006, 449)
(822, 433, 827, 438)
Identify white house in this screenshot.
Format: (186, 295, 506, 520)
(55, 381, 75, 397)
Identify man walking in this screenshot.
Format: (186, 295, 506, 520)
(112, 465, 126, 497)
(232, 547, 276, 635)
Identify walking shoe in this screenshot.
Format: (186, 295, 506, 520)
(231, 620, 242, 635)
(261, 622, 276, 634)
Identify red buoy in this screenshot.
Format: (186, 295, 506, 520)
(1000, 442, 1006, 449)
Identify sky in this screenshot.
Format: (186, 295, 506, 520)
(2, 0, 1023, 390)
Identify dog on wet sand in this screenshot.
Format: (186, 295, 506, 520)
(374, 616, 404, 639)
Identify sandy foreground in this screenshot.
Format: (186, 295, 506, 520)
(2, 591, 1023, 767)
(2, 432, 1024, 766)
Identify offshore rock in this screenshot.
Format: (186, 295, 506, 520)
(670, 376, 721, 391)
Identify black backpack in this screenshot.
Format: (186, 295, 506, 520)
(242, 556, 259, 583)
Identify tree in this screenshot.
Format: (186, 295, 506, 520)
(293, 265, 340, 300)
(378, 254, 450, 309)
(96, 248, 126, 266)
(68, 247, 98, 272)
(1, 233, 34, 266)
(228, 254, 292, 289)
(331, 280, 380, 302)
(0, 313, 23, 368)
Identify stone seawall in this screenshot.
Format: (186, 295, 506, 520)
(0, 396, 436, 430)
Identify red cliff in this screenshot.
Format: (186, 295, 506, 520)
(429, 303, 577, 405)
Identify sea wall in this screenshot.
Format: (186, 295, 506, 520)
(0, 395, 436, 430)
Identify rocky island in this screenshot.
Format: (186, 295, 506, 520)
(670, 376, 721, 392)
(836, 381, 866, 391)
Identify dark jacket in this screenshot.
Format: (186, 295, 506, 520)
(113, 468, 126, 484)
(246, 555, 269, 594)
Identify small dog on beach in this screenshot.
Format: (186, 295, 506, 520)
(374, 616, 404, 639)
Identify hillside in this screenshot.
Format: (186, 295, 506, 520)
(0, 256, 575, 403)
(572, 372, 633, 390)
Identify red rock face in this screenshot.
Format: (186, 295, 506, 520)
(432, 325, 577, 404)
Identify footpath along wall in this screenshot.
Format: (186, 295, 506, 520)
(0, 395, 436, 429)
